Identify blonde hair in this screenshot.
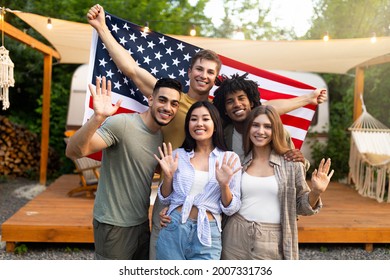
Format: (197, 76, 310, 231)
(243, 105, 290, 156)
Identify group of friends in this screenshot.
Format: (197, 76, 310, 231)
(65, 4, 334, 261)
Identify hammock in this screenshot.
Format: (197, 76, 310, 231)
(348, 95, 390, 203)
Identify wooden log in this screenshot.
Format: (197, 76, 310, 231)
(0, 116, 41, 177)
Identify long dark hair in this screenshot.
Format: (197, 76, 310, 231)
(181, 101, 227, 152)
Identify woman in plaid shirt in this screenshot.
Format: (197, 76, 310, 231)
(221, 105, 334, 260)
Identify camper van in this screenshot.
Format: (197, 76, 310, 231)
(67, 65, 329, 164)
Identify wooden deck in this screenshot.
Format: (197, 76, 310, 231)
(2, 174, 390, 252)
(2, 175, 94, 252)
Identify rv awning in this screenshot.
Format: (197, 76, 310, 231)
(13, 11, 390, 74)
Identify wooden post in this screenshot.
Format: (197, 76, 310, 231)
(353, 66, 365, 121)
(0, 21, 60, 186)
(39, 54, 53, 185)
(5, 242, 15, 253)
(365, 243, 374, 252)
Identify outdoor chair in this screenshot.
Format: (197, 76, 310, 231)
(64, 130, 101, 198)
(68, 156, 100, 198)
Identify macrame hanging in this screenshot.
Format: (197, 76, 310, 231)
(0, 7, 15, 110)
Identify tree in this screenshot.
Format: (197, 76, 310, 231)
(207, 0, 293, 40)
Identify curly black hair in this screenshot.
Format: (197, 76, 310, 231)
(213, 73, 261, 125)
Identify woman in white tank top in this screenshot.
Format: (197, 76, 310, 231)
(221, 105, 334, 260)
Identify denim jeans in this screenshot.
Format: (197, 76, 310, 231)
(156, 209, 222, 260)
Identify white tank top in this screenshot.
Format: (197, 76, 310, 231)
(189, 170, 209, 196)
(238, 172, 281, 223)
(189, 170, 221, 222)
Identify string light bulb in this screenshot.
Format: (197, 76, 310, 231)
(232, 28, 245, 40)
(47, 18, 52, 30)
(144, 21, 149, 33)
(190, 24, 196, 36)
(370, 32, 377, 43)
(323, 31, 329, 42)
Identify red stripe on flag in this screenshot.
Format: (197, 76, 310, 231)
(115, 107, 136, 114)
(88, 151, 103, 161)
(291, 139, 304, 150)
(280, 115, 312, 131)
(219, 55, 315, 90)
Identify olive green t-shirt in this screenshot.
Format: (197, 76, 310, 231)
(95, 113, 163, 227)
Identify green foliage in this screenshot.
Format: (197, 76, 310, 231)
(306, 0, 390, 39)
(95, 0, 211, 36)
(363, 64, 390, 128)
(319, 246, 328, 253)
(310, 74, 354, 181)
(14, 244, 28, 255)
(65, 246, 81, 253)
(209, 0, 291, 40)
(34, 64, 78, 177)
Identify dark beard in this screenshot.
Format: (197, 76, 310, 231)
(152, 110, 170, 127)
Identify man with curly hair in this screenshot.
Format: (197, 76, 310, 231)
(212, 73, 325, 164)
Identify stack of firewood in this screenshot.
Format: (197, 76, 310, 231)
(0, 116, 40, 177)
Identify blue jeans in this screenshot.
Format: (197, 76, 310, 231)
(156, 209, 222, 260)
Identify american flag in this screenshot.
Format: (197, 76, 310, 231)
(85, 12, 316, 151)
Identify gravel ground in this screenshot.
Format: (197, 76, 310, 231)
(1, 178, 389, 260)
